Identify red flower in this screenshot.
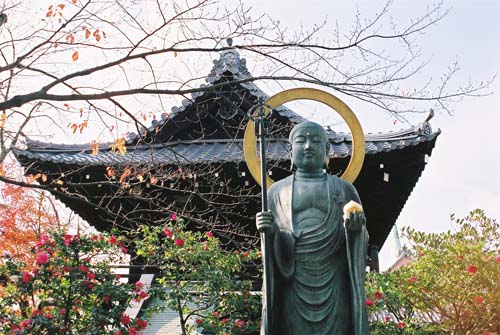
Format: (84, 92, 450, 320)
(121, 313, 130, 325)
(204, 243, 209, 251)
(20, 319, 30, 329)
(170, 212, 177, 221)
(397, 321, 405, 329)
(473, 295, 484, 304)
(86, 272, 96, 280)
(163, 227, 173, 237)
(129, 327, 137, 335)
(206, 231, 214, 239)
(139, 291, 148, 300)
(36, 253, 49, 265)
(22, 272, 33, 284)
(109, 235, 117, 245)
(384, 315, 391, 322)
(242, 251, 250, 258)
(174, 238, 184, 247)
(467, 265, 477, 274)
(195, 318, 203, 325)
(120, 246, 128, 254)
(374, 291, 383, 300)
(365, 299, 374, 307)
(135, 318, 148, 330)
(213, 311, 220, 317)
(221, 318, 230, 324)
(59, 308, 67, 316)
(31, 309, 42, 317)
(408, 276, 417, 283)
(78, 265, 88, 273)
(114, 331, 122, 335)
(103, 294, 111, 304)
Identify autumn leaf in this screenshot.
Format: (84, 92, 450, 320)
(173, 51, 178, 57)
(66, 34, 75, 43)
(85, 29, 91, 39)
(72, 51, 79, 62)
(119, 168, 131, 183)
(55, 180, 64, 185)
(89, 141, 99, 156)
(72, 0, 77, 3)
(106, 166, 115, 178)
(41, 174, 48, 182)
(0, 164, 5, 177)
(57, 4, 65, 10)
(137, 174, 144, 183)
(110, 138, 127, 155)
(70, 123, 78, 134)
(0, 111, 6, 128)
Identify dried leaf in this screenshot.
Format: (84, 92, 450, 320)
(0, 112, 6, 129)
(72, 0, 77, 3)
(66, 34, 75, 43)
(110, 138, 127, 155)
(72, 51, 79, 62)
(57, 4, 65, 9)
(90, 141, 99, 156)
(41, 174, 48, 182)
(85, 29, 91, 39)
(106, 166, 115, 178)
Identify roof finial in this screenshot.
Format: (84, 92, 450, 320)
(226, 38, 233, 47)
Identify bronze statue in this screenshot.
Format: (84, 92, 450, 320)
(256, 121, 369, 335)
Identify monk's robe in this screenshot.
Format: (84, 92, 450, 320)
(261, 174, 369, 335)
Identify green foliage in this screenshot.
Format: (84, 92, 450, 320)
(0, 231, 152, 334)
(366, 209, 499, 335)
(134, 215, 261, 335)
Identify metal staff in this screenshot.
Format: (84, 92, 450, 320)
(254, 101, 272, 335)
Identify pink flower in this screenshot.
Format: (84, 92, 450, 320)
(375, 292, 383, 300)
(365, 299, 374, 307)
(20, 319, 30, 329)
(397, 321, 405, 329)
(235, 319, 246, 328)
(495, 255, 500, 263)
(384, 315, 391, 322)
(78, 265, 88, 273)
(86, 272, 96, 280)
(408, 276, 417, 283)
(473, 295, 484, 304)
(174, 238, 184, 247)
(221, 318, 230, 324)
(467, 265, 478, 274)
(36, 253, 49, 265)
(139, 291, 148, 300)
(163, 227, 173, 237)
(114, 331, 122, 335)
(212, 311, 219, 317)
(170, 212, 177, 221)
(64, 234, 74, 246)
(22, 272, 33, 284)
(120, 246, 128, 254)
(206, 231, 214, 239)
(31, 310, 42, 317)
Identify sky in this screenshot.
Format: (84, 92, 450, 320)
(242, 0, 500, 268)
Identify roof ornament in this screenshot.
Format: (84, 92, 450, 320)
(207, 41, 251, 83)
(415, 109, 434, 136)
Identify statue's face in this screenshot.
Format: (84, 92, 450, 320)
(291, 126, 327, 171)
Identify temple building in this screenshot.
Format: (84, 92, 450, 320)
(13, 48, 440, 273)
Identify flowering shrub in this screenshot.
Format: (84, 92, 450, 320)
(366, 209, 499, 335)
(0, 231, 153, 335)
(135, 215, 261, 335)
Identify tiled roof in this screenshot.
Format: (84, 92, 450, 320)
(126, 49, 306, 142)
(14, 124, 439, 167)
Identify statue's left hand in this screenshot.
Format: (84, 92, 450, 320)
(344, 211, 366, 232)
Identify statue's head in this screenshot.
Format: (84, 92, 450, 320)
(289, 121, 329, 171)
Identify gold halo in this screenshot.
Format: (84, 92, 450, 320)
(243, 88, 365, 187)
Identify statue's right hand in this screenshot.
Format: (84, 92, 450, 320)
(256, 211, 274, 233)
